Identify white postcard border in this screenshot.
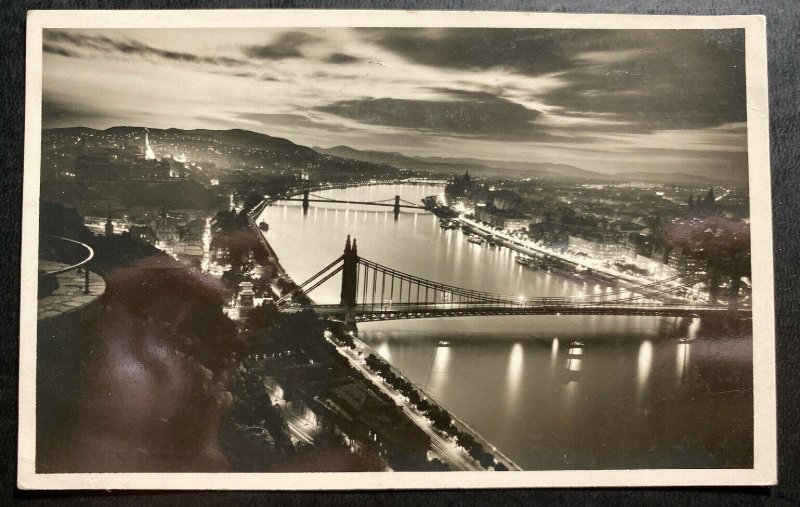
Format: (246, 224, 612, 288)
(18, 9, 776, 490)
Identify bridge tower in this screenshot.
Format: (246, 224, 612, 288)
(302, 190, 310, 214)
(394, 195, 401, 220)
(340, 235, 359, 331)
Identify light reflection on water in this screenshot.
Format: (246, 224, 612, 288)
(262, 184, 754, 470)
(637, 340, 654, 396)
(676, 342, 691, 387)
(506, 343, 524, 410)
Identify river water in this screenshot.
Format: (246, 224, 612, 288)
(257, 183, 753, 470)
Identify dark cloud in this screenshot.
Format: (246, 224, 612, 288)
(42, 98, 141, 128)
(43, 42, 80, 58)
(44, 29, 248, 67)
(242, 31, 320, 60)
(324, 52, 361, 64)
(318, 89, 552, 140)
(541, 33, 746, 131)
(363, 28, 746, 132)
(363, 28, 570, 75)
(235, 112, 360, 134)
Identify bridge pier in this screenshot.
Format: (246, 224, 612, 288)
(341, 235, 359, 333)
(343, 309, 358, 334)
(302, 190, 310, 214)
(394, 195, 400, 220)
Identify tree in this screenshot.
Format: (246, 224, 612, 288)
(704, 188, 716, 207)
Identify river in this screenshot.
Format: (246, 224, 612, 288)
(257, 183, 753, 470)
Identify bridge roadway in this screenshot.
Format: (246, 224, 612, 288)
(302, 301, 751, 321)
(279, 197, 424, 209)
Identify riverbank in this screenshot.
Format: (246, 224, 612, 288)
(347, 334, 522, 471)
(456, 215, 697, 305)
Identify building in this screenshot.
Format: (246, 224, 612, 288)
(173, 239, 204, 257)
(238, 281, 255, 307)
(568, 235, 633, 262)
(502, 217, 530, 232)
(154, 209, 181, 246)
(73, 139, 180, 182)
(474, 206, 530, 231)
(668, 246, 708, 280)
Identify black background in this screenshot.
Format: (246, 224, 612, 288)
(1, 1, 798, 504)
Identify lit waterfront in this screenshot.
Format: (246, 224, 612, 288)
(259, 184, 753, 470)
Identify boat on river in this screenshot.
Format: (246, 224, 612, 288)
(258, 221, 269, 231)
(515, 254, 539, 267)
(439, 218, 458, 229)
(467, 234, 485, 245)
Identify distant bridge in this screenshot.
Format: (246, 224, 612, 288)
(249, 179, 433, 218)
(275, 237, 751, 326)
(277, 191, 424, 217)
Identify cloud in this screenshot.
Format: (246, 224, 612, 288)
(540, 36, 746, 131)
(235, 112, 362, 134)
(324, 52, 361, 64)
(42, 98, 143, 128)
(242, 31, 321, 60)
(363, 28, 746, 132)
(317, 88, 552, 140)
(44, 29, 248, 67)
(43, 42, 80, 58)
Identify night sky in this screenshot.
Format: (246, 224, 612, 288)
(42, 27, 748, 180)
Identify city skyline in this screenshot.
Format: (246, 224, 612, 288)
(42, 27, 748, 181)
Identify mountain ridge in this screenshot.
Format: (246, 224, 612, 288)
(314, 144, 737, 185)
(41, 126, 738, 185)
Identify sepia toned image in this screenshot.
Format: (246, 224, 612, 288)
(19, 10, 775, 489)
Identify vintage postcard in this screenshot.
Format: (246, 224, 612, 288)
(19, 10, 775, 489)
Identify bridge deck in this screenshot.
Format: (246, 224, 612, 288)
(303, 302, 751, 321)
(280, 197, 424, 209)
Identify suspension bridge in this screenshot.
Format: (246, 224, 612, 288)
(277, 190, 424, 218)
(275, 237, 752, 327)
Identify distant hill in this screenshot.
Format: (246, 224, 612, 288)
(41, 126, 406, 182)
(44, 128, 739, 186)
(48, 126, 318, 158)
(416, 156, 602, 180)
(609, 171, 717, 185)
(315, 145, 610, 180)
(180, 128, 317, 156)
(312, 145, 422, 167)
(314, 144, 742, 185)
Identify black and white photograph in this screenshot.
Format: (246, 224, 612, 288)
(18, 10, 776, 489)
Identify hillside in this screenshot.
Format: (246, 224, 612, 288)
(43, 128, 740, 186)
(41, 127, 405, 184)
(314, 144, 744, 185)
(610, 171, 717, 185)
(48, 126, 318, 158)
(314, 145, 601, 180)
